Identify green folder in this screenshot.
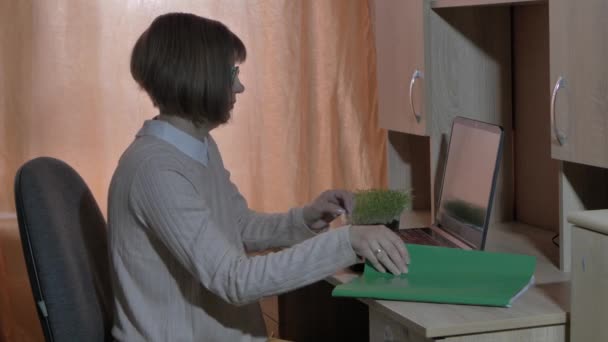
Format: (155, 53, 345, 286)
(332, 244, 536, 307)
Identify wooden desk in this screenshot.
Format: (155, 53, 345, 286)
(339, 222, 569, 341)
(280, 221, 569, 342)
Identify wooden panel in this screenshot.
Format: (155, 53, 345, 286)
(260, 296, 279, 322)
(260, 296, 278, 321)
(432, 0, 544, 8)
(0, 218, 44, 341)
(568, 209, 608, 236)
(372, 0, 426, 135)
(428, 6, 513, 222)
(278, 281, 368, 342)
(262, 313, 279, 340)
(329, 222, 568, 338)
(550, 0, 608, 168)
(387, 131, 431, 211)
(571, 226, 608, 342)
(444, 325, 565, 342)
(512, 4, 559, 232)
(370, 308, 434, 342)
(559, 162, 608, 271)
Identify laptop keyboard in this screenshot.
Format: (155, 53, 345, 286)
(398, 228, 445, 247)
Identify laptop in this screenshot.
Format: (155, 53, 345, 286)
(398, 116, 504, 250)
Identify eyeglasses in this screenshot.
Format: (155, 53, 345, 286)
(231, 65, 240, 85)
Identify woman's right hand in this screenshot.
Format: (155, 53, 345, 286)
(349, 225, 410, 275)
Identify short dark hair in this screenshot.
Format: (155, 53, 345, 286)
(131, 13, 246, 126)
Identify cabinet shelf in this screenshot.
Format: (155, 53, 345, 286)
(431, 0, 545, 9)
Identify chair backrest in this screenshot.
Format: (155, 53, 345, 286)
(14, 157, 113, 342)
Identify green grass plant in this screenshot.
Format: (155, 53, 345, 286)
(350, 189, 411, 225)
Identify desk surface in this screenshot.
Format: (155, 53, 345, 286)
(568, 209, 608, 235)
(327, 220, 569, 338)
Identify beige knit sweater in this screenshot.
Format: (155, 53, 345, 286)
(107, 120, 357, 341)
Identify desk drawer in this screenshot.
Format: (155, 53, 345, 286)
(571, 225, 608, 342)
(369, 307, 565, 342)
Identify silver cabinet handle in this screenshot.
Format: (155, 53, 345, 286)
(409, 69, 423, 123)
(551, 76, 567, 146)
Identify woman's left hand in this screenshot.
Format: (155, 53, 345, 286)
(303, 190, 354, 230)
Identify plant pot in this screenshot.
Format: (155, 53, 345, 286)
(384, 219, 400, 231)
(348, 219, 401, 273)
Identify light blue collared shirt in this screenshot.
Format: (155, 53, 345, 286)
(136, 118, 209, 167)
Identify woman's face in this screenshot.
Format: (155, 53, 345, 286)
(230, 67, 245, 109)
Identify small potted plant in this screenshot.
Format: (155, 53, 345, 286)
(349, 189, 411, 230)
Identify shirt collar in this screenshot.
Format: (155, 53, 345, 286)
(136, 118, 209, 167)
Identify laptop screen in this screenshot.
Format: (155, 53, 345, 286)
(436, 117, 503, 249)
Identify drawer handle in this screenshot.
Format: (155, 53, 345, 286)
(409, 69, 423, 123)
(551, 76, 567, 146)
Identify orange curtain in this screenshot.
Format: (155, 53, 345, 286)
(1, 0, 386, 215)
(0, 1, 385, 340)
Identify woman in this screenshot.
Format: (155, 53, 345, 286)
(108, 12, 409, 341)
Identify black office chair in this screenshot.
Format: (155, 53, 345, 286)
(14, 157, 113, 342)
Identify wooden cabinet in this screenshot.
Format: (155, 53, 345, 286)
(375, 0, 608, 273)
(378, 1, 514, 222)
(549, 0, 608, 272)
(550, 0, 608, 169)
(372, 0, 427, 135)
(568, 210, 608, 342)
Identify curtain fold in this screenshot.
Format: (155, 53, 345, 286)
(0, 1, 385, 340)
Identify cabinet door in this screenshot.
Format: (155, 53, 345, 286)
(571, 226, 608, 342)
(373, 0, 426, 135)
(550, 0, 608, 168)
